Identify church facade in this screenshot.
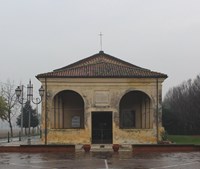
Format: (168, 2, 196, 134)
(36, 51, 167, 145)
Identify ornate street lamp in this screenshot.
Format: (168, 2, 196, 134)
(15, 80, 44, 145)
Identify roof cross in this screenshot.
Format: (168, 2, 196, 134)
(99, 32, 103, 51)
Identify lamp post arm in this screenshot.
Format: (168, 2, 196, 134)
(31, 98, 42, 105)
(16, 97, 26, 105)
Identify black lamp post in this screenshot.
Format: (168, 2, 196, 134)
(15, 80, 44, 145)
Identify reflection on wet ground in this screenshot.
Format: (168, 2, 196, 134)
(0, 151, 200, 169)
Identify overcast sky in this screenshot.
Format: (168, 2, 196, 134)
(0, 0, 200, 97)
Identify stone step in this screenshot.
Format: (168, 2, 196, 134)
(91, 144, 113, 151)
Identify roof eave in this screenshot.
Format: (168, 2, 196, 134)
(36, 75, 168, 79)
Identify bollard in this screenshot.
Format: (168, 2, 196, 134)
(40, 129, 42, 138)
(19, 131, 21, 141)
(8, 132, 10, 143)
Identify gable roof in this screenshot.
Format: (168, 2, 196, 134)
(36, 51, 167, 79)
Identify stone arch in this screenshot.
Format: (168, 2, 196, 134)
(52, 90, 85, 129)
(119, 90, 153, 129)
(118, 89, 153, 103)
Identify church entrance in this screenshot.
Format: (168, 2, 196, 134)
(92, 112, 112, 144)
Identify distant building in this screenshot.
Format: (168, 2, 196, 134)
(36, 51, 167, 145)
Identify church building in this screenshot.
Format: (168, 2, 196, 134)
(36, 51, 167, 145)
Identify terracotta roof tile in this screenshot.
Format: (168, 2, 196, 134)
(36, 51, 167, 78)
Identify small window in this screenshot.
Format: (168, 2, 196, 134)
(121, 110, 135, 128)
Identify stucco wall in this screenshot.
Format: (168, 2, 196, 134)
(39, 78, 164, 145)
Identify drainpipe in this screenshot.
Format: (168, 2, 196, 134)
(44, 77, 47, 145)
(156, 78, 159, 144)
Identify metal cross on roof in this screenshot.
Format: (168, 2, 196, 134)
(99, 32, 103, 51)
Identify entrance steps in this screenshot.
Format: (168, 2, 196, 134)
(75, 144, 132, 152)
(91, 144, 113, 151)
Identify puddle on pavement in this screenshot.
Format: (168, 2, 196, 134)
(0, 151, 200, 169)
(1, 151, 200, 161)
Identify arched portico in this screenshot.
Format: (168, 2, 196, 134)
(51, 90, 84, 129)
(119, 90, 153, 129)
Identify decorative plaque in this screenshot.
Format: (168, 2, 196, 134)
(71, 116, 80, 128)
(94, 91, 109, 106)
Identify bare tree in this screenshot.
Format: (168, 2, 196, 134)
(0, 80, 19, 137)
(0, 96, 7, 120)
(163, 74, 200, 135)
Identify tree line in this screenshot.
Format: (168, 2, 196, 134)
(162, 74, 200, 135)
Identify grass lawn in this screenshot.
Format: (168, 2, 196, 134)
(168, 135, 200, 144)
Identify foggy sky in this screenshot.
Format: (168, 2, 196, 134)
(0, 0, 200, 97)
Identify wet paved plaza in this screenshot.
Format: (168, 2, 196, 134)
(0, 151, 200, 169)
